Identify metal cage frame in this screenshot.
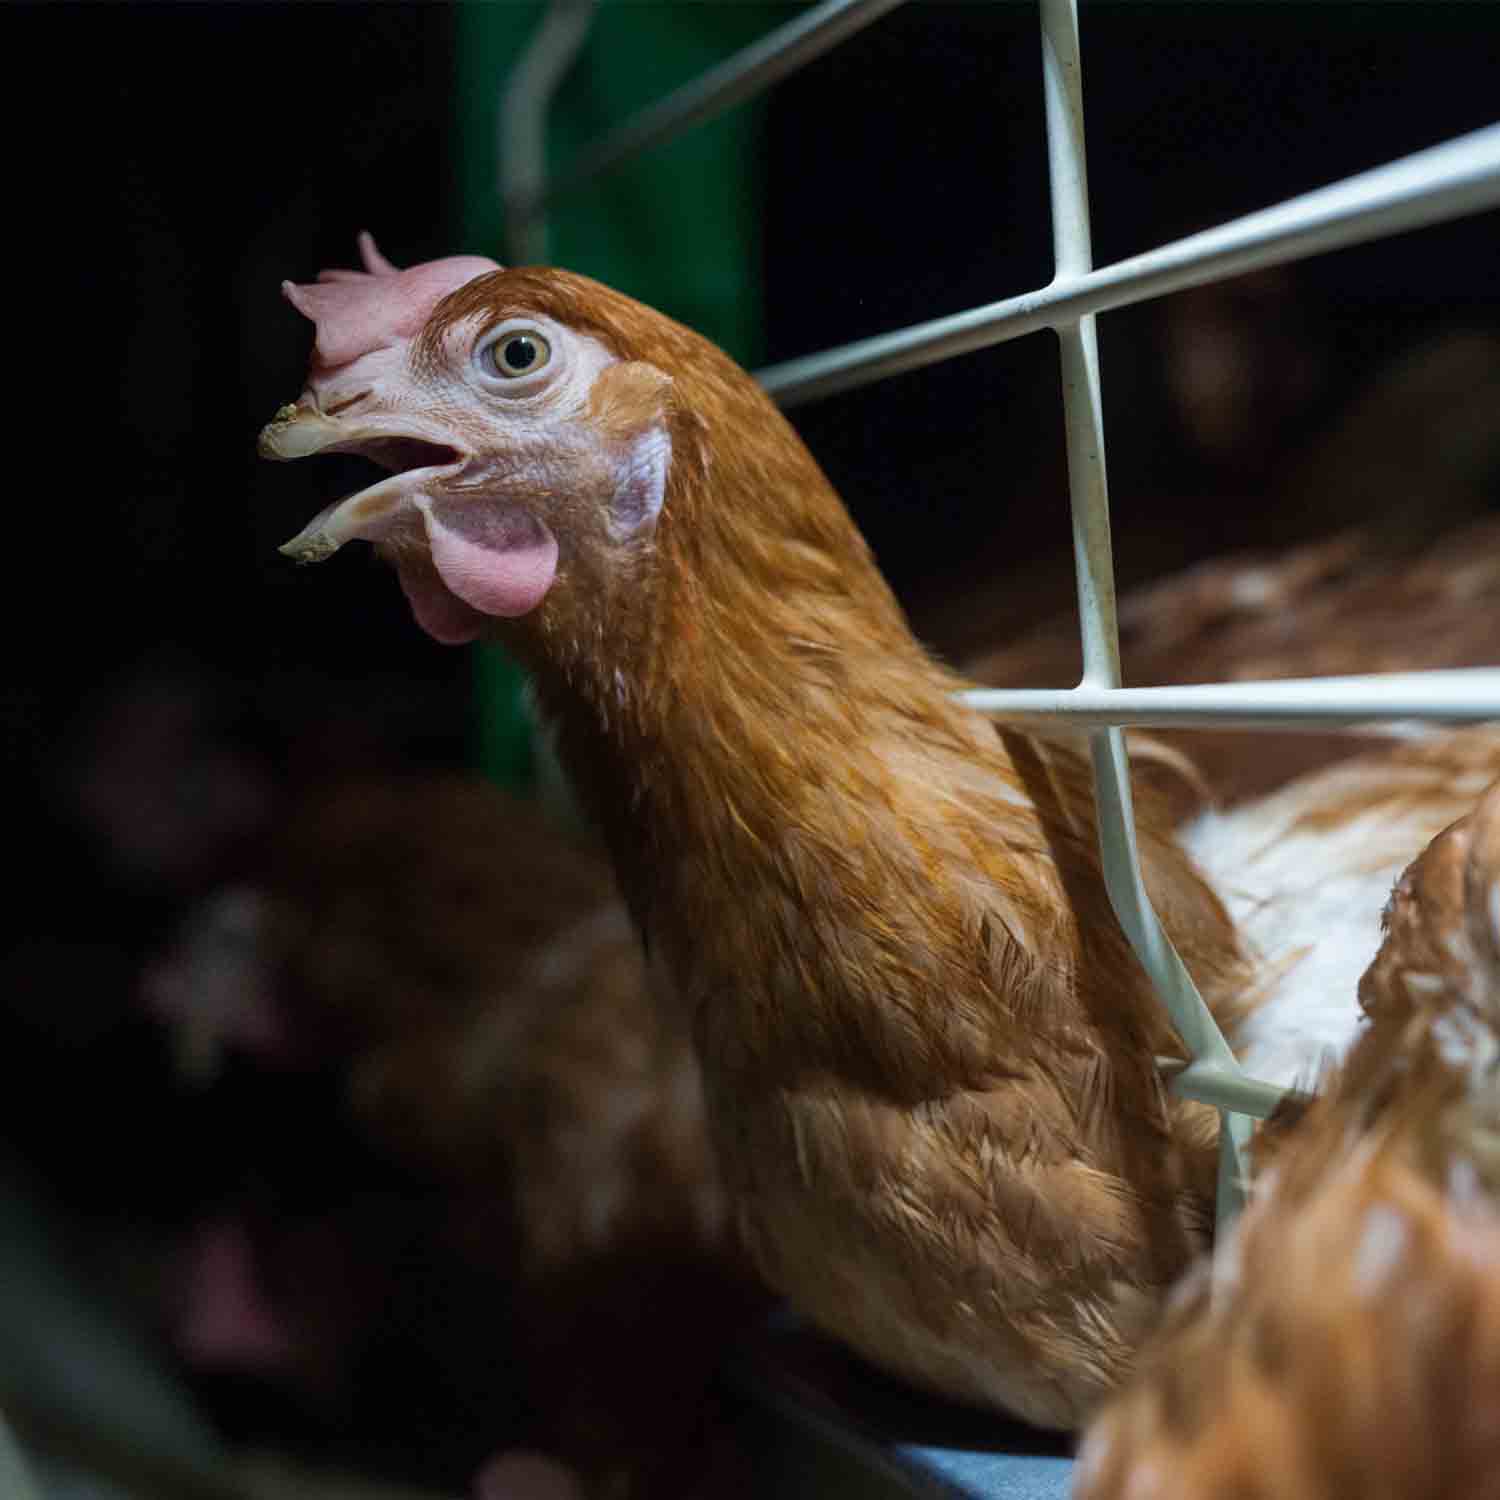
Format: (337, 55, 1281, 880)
(502, 0, 1500, 1223)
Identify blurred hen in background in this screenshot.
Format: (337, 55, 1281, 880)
(966, 329, 1500, 808)
(147, 774, 755, 1499)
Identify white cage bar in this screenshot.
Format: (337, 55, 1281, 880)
(504, 0, 1500, 1223)
(502, 0, 907, 264)
(759, 116, 1500, 405)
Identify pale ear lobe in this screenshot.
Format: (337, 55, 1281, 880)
(588, 361, 673, 538)
(610, 427, 671, 539)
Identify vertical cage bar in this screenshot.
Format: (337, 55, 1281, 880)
(501, 0, 599, 265)
(1217, 1109, 1254, 1229)
(1041, 0, 1114, 684)
(0, 1413, 41, 1500)
(1039, 0, 1252, 1218)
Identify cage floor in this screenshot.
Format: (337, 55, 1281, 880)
(726, 1313, 1074, 1498)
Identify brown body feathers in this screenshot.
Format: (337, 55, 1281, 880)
(417, 270, 1254, 1426)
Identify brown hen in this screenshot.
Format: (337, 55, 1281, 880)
(258, 239, 1500, 1429)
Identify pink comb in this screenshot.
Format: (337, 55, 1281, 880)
(281, 232, 500, 371)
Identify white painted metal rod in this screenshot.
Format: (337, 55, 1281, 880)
(962, 670, 1500, 728)
(759, 120, 1500, 405)
(501, 0, 599, 265)
(1042, 0, 1120, 690)
(1158, 1054, 1298, 1120)
(0, 1412, 41, 1500)
(1166, 1059, 1292, 1120)
(1037, 0, 1270, 1209)
(1089, 727, 1249, 1070)
(510, 0, 908, 226)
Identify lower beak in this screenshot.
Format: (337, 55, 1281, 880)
(277, 497, 379, 563)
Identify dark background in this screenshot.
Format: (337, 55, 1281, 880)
(4, 0, 1499, 1488)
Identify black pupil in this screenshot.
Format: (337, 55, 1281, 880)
(503, 336, 538, 371)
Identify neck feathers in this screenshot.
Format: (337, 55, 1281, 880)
(509, 303, 947, 877)
(490, 279, 1246, 1083)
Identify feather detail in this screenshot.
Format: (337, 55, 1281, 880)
(1076, 780, 1500, 1500)
(1187, 729, 1500, 1089)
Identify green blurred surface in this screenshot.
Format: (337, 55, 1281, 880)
(454, 0, 787, 790)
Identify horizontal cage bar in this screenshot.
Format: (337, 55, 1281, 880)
(962, 670, 1500, 730)
(757, 121, 1500, 406)
(508, 0, 908, 229)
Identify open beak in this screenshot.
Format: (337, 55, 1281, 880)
(258, 403, 466, 562)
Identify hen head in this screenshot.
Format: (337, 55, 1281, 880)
(260, 235, 679, 646)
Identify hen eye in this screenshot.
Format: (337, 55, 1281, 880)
(485, 331, 551, 378)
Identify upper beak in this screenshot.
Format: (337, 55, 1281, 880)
(258, 403, 465, 563)
(258, 402, 347, 461)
